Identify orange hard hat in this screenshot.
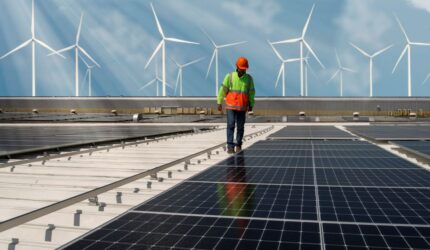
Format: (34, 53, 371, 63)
(236, 57, 249, 70)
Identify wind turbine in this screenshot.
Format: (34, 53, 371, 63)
(327, 50, 354, 97)
(268, 41, 302, 96)
(141, 61, 173, 96)
(171, 57, 204, 96)
(80, 55, 97, 97)
(201, 28, 247, 96)
(145, 3, 199, 97)
(303, 51, 319, 96)
(393, 14, 430, 97)
(272, 4, 325, 96)
(350, 43, 392, 97)
(50, 13, 100, 97)
(423, 73, 430, 86)
(0, 0, 64, 96)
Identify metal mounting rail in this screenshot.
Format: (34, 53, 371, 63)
(0, 126, 273, 232)
(0, 127, 220, 169)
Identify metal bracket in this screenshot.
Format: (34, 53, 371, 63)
(116, 192, 122, 204)
(45, 224, 55, 242)
(74, 210, 82, 227)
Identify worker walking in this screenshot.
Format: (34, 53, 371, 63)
(217, 57, 255, 154)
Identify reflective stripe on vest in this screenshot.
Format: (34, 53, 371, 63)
(225, 72, 250, 111)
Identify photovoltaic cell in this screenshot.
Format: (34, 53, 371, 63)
(135, 182, 317, 221)
(392, 140, 430, 159)
(346, 125, 430, 140)
(216, 155, 314, 168)
(314, 157, 421, 169)
(268, 126, 356, 139)
(63, 212, 321, 250)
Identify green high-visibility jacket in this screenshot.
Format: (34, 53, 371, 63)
(217, 72, 256, 108)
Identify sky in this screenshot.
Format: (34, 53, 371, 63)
(1, 0, 430, 97)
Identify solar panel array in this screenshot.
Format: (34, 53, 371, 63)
(0, 125, 208, 157)
(392, 141, 430, 160)
(346, 125, 430, 140)
(268, 126, 356, 139)
(62, 130, 430, 249)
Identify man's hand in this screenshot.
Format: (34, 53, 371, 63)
(217, 104, 222, 112)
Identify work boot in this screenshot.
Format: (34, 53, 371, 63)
(227, 147, 235, 154)
(235, 145, 242, 152)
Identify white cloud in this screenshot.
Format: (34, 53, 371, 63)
(408, 0, 430, 13)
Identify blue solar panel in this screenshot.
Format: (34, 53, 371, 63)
(392, 140, 430, 159)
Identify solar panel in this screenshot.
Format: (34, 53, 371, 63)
(190, 166, 314, 185)
(63, 212, 321, 250)
(391, 140, 430, 160)
(316, 168, 430, 187)
(268, 126, 356, 140)
(135, 182, 317, 221)
(319, 186, 430, 224)
(61, 138, 430, 249)
(346, 125, 430, 140)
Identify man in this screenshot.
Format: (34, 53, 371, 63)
(217, 57, 255, 154)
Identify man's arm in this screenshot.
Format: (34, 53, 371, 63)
(217, 74, 230, 105)
(248, 76, 256, 110)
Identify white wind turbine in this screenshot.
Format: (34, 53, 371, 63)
(393, 14, 430, 97)
(50, 13, 100, 97)
(145, 3, 199, 97)
(0, 0, 64, 96)
(327, 50, 354, 97)
(272, 4, 325, 96)
(80, 55, 97, 97)
(141, 61, 173, 96)
(350, 43, 392, 97)
(303, 51, 319, 96)
(171, 57, 204, 96)
(268, 41, 302, 96)
(201, 28, 247, 96)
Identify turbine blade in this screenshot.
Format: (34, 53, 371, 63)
(302, 4, 315, 38)
(350, 42, 370, 57)
(145, 40, 163, 69)
(372, 44, 393, 57)
(335, 49, 341, 67)
(169, 55, 180, 67)
(140, 78, 157, 91)
(206, 50, 216, 78)
(268, 40, 284, 61)
(392, 45, 408, 73)
(275, 64, 284, 88)
(0, 39, 32, 60)
(284, 58, 302, 63)
(410, 42, 430, 46)
(327, 70, 339, 83)
(200, 26, 217, 47)
(82, 69, 89, 85)
(342, 67, 355, 73)
(394, 14, 410, 43)
(76, 13, 84, 44)
(271, 37, 301, 45)
(150, 3, 164, 38)
(183, 57, 204, 67)
(304, 40, 324, 68)
(79, 54, 90, 68)
(307, 63, 319, 78)
(31, 0, 35, 37)
(422, 73, 430, 85)
(79, 46, 100, 68)
(218, 41, 247, 48)
(35, 39, 65, 58)
(175, 70, 180, 94)
(165, 37, 199, 45)
(47, 45, 74, 56)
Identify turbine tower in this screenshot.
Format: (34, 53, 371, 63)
(350, 43, 392, 97)
(145, 3, 199, 97)
(272, 4, 325, 96)
(201, 28, 247, 96)
(327, 50, 354, 97)
(268, 41, 302, 96)
(0, 0, 64, 96)
(171, 57, 204, 96)
(393, 14, 430, 97)
(80, 55, 97, 97)
(303, 51, 319, 96)
(51, 13, 100, 96)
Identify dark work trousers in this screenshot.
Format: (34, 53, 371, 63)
(227, 109, 246, 148)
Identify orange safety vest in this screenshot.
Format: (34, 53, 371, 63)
(225, 72, 250, 111)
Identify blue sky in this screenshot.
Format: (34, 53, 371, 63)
(1, 0, 430, 97)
